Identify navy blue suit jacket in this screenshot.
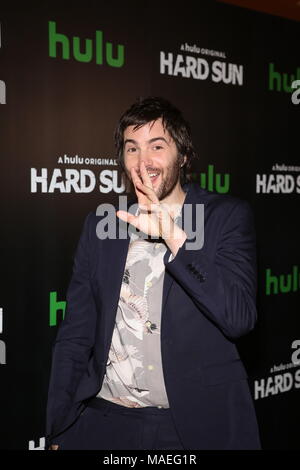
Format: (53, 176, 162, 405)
(46, 182, 261, 449)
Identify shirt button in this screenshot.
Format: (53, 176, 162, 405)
(155, 243, 160, 249)
(146, 281, 152, 287)
(148, 365, 154, 371)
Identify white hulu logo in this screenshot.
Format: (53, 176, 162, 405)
(0, 308, 6, 365)
(29, 437, 46, 450)
(0, 23, 7, 104)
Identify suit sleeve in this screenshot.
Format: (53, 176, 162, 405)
(163, 200, 257, 339)
(46, 212, 97, 442)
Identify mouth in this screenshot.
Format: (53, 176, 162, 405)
(147, 171, 160, 185)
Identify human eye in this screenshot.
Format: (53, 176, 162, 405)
(126, 146, 137, 153)
(152, 144, 164, 151)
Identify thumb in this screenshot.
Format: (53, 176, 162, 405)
(116, 210, 139, 228)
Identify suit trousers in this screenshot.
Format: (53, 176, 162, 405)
(56, 397, 185, 450)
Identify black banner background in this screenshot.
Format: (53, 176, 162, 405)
(0, 0, 299, 450)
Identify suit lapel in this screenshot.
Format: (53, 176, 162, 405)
(160, 182, 195, 314)
(100, 196, 137, 352)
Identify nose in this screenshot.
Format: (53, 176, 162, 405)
(136, 149, 153, 172)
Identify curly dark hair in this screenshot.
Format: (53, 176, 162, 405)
(114, 96, 196, 186)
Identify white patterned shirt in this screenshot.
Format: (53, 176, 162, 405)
(97, 206, 184, 408)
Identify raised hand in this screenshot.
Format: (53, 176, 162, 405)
(116, 161, 187, 255)
(117, 162, 172, 239)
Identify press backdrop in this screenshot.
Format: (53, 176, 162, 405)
(0, 0, 299, 450)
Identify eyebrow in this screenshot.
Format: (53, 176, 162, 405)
(124, 137, 170, 146)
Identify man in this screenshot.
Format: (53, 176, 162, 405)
(46, 97, 261, 450)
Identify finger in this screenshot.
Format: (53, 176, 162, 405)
(131, 169, 148, 199)
(131, 167, 143, 187)
(134, 179, 159, 204)
(140, 161, 154, 189)
(116, 210, 139, 228)
(139, 202, 161, 213)
(138, 203, 149, 213)
(137, 203, 161, 216)
(160, 202, 177, 219)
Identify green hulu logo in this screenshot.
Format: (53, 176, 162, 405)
(269, 63, 300, 93)
(49, 291, 66, 326)
(192, 165, 230, 193)
(266, 266, 300, 295)
(48, 21, 125, 67)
